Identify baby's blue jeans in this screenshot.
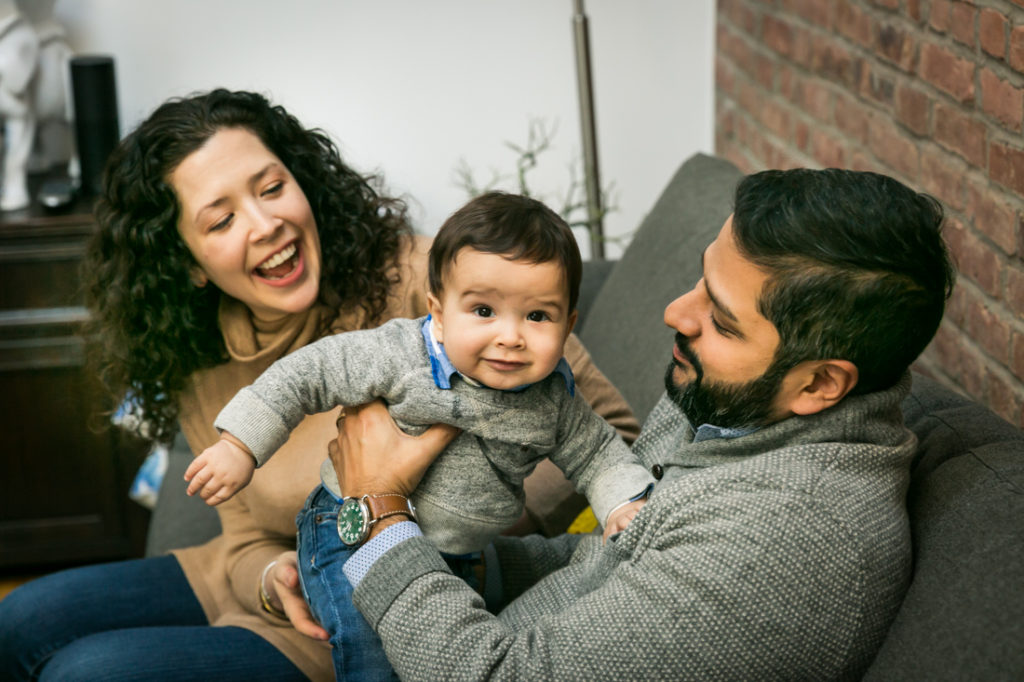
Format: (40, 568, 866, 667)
(296, 485, 486, 681)
(296, 484, 397, 682)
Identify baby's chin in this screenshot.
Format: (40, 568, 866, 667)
(478, 366, 561, 391)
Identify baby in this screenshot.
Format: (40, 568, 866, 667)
(186, 191, 653, 679)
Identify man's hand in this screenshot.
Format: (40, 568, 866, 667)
(603, 498, 648, 542)
(330, 400, 460, 498)
(263, 551, 328, 641)
(184, 433, 256, 505)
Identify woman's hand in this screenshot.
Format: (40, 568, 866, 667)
(263, 551, 328, 641)
(330, 400, 460, 498)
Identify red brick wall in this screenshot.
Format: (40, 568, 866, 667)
(715, 0, 1024, 426)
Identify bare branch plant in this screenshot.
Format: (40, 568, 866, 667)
(453, 118, 631, 252)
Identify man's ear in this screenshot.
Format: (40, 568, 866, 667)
(781, 359, 859, 417)
(189, 266, 208, 288)
(426, 292, 444, 342)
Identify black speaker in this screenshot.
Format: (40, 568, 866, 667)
(70, 55, 120, 196)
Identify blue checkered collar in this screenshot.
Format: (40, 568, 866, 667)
(692, 423, 758, 443)
(420, 315, 575, 395)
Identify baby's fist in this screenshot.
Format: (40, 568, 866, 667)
(602, 498, 647, 542)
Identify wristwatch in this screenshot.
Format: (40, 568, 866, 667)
(337, 493, 417, 547)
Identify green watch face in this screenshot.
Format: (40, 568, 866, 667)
(337, 497, 368, 546)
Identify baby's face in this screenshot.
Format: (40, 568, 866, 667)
(427, 248, 577, 391)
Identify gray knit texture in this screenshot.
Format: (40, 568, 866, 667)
(355, 373, 917, 681)
(215, 317, 654, 554)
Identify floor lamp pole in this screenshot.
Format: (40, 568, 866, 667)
(572, 0, 605, 260)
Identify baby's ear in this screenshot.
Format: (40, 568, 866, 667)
(566, 310, 578, 337)
(426, 292, 444, 342)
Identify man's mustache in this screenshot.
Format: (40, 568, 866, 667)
(673, 332, 703, 379)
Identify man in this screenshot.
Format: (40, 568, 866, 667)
(288, 168, 955, 680)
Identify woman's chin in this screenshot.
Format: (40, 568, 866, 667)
(244, 279, 320, 318)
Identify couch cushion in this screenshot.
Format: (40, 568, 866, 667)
(864, 374, 1024, 679)
(144, 432, 221, 556)
(578, 154, 743, 423)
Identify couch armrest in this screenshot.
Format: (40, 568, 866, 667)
(864, 375, 1024, 679)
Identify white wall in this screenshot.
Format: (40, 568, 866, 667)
(54, 0, 714, 258)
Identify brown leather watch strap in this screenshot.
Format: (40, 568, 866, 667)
(364, 493, 417, 524)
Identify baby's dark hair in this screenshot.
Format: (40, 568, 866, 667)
(428, 192, 582, 310)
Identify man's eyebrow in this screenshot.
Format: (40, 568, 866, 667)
(701, 248, 738, 323)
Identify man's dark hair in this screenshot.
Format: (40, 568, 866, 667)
(428, 191, 583, 311)
(732, 168, 955, 395)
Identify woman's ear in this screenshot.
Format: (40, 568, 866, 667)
(189, 266, 208, 288)
(782, 360, 859, 417)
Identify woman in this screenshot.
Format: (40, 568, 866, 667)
(0, 89, 638, 681)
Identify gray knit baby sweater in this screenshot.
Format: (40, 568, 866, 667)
(216, 317, 654, 554)
(353, 373, 918, 680)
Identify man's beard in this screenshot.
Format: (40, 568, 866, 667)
(664, 333, 789, 429)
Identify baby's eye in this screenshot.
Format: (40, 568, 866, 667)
(527, 311, 550, 322)
(473, 306, 494, 318)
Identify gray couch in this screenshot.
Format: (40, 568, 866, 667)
(148, 154, 1024, 680)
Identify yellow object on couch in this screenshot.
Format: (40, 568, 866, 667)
(567, 506, 598, 534)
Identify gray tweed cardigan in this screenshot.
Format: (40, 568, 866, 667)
(216, 317, 654, 554)
(353, 373, 917, 680)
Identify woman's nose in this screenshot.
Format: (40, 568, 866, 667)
(664, 289, 701, 337)
(249, 204, 283, 241)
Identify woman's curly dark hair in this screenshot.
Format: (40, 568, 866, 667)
(83, 89, 410, 443)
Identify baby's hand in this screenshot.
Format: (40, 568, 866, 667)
(602, 498, 648, 542)
(184, 434, 256, 506)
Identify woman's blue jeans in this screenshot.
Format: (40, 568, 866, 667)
(0, 554, 305, 681)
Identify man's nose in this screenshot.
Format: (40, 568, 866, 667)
(664, 289, 701, 337)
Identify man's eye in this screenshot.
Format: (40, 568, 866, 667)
(527, 311, 550, 322)
(710, 313, 732, 336)
(473, 306, 494, 318)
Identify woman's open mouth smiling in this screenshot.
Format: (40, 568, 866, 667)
(254, 242, 305, 285)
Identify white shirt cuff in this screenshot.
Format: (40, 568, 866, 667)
(343, 520, 423, 587)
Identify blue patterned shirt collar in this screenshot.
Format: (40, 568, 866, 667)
(692, 423, 758, 443)
(420, 315, 574, 395)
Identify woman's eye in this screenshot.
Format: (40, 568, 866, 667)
(527, 311, 550, 322)
(473, 306, 494, 318)
(262, 181, 284, 197)
(210, 214, 233, 232)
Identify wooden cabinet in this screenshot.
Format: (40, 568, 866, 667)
(0, 197, 149, 568)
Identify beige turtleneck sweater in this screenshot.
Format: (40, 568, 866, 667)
(170, 235, 640, 681)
